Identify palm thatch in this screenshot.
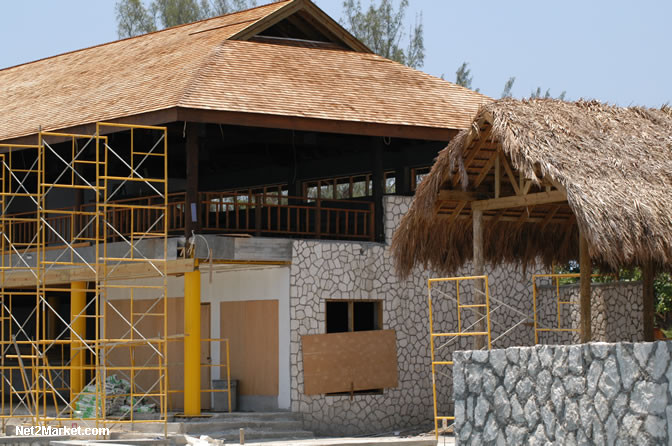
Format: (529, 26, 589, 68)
(392, 98, 672, 277)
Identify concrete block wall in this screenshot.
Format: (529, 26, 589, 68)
(453, 342, 672, 445)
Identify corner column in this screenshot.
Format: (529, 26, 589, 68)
(642, 262, 655, 342)
(70, 281, 87, 402)
(579, 233, 591, 343)
(184, 265, 201, 415)
(473, 209, 486, 349)
(371, 137, 385, 242)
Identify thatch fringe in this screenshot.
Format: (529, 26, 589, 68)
(392, 98, 672, 277)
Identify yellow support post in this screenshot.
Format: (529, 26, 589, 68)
(70, 281, 87, 402)
(184, 266, 201, 415)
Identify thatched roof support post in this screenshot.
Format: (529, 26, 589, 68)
(642, 262, 655, 342)
(579, 233, 591, 343)
(473, 208, 486, 349)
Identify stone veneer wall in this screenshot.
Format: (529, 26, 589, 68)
(289, 196, 545, 435)
(453, 342, 672, 445)
(536, 281, 643, 344)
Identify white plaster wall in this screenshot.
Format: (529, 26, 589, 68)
(106, 264, 291, 409)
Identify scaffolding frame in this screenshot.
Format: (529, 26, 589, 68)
(532, 272, 612, 344)
(0, 123, 169, 433)
(427, 274, 532, 440)
(428, 276, 491, 440)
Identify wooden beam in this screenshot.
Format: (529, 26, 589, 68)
(471, 190, 566, 212)
(440, 213, 571, 224)
(474, 151, 499, 188)
(642, 262, 655, 342)
(177, 107, 459, 142)
(438, 190, 478, 201)
(500, 155, 520, 195)
(0, 259, 196, 288)
(579, 233, 591, 343)
(451, 126, 493, 187)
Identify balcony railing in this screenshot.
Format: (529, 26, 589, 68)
(2, 191, 375, 247)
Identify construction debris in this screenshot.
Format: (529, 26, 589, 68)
(74, 375, 156, 418)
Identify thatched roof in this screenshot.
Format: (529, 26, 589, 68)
(392, 98, 672, 277)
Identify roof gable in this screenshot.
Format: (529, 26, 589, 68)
(229, 0, 371, 52)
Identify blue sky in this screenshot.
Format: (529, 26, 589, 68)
(1, 1, 669, 107)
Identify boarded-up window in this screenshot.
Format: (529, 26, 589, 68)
(301, 329, 398, 395)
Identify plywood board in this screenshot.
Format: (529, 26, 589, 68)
(301, 329, 398, 395)
(103, 297, 212, 410)
(220, 300, 278, 396)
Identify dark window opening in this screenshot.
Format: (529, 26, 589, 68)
(326, 301, 349, 333)
(324, 299, 384, 396)
(325, 300, 382, 333)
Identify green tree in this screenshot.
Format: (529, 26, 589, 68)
(115, 0, 257, 38)
(530, 86, 566, 100)
(501, 76, 515, 98)
(116, 0, 156, 37)
(341, 0, 424, 69)
(454, 62, 480, 92)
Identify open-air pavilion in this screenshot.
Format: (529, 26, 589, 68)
(392, 98, 672, 342)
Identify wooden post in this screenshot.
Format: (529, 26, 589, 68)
(579, 233, 591, 343)
(371, 138, 384, 242)
(395, 166, 411, 195)
(642, 262, 655, 342)
(254, 194, 262, 236)
(473, 209, 485, 349)
(185, 123, 201, 237)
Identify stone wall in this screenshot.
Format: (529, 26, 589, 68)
(289, 196, 544, 435)
(453, 342, 672, 445)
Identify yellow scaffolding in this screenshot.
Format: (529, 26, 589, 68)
(532, 273, 610, 344)
(427, 275, 492, 440)
(0, 123, 169, 433)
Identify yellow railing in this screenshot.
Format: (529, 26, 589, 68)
(166, 337, 232, 413)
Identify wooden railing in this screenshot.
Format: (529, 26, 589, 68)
(2, 191, 375, 246)
(200, 192, 374, 241)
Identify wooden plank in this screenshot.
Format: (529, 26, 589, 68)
(302, 330, 398, 395)
(579, 233, 591, 343)
(471, 191, 566, 212)
(220, 300, 279, 396)
(0, 258, 195, 287)
(642, 262, 655, 342)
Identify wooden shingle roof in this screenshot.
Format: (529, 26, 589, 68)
(0, 0, 490, 142)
